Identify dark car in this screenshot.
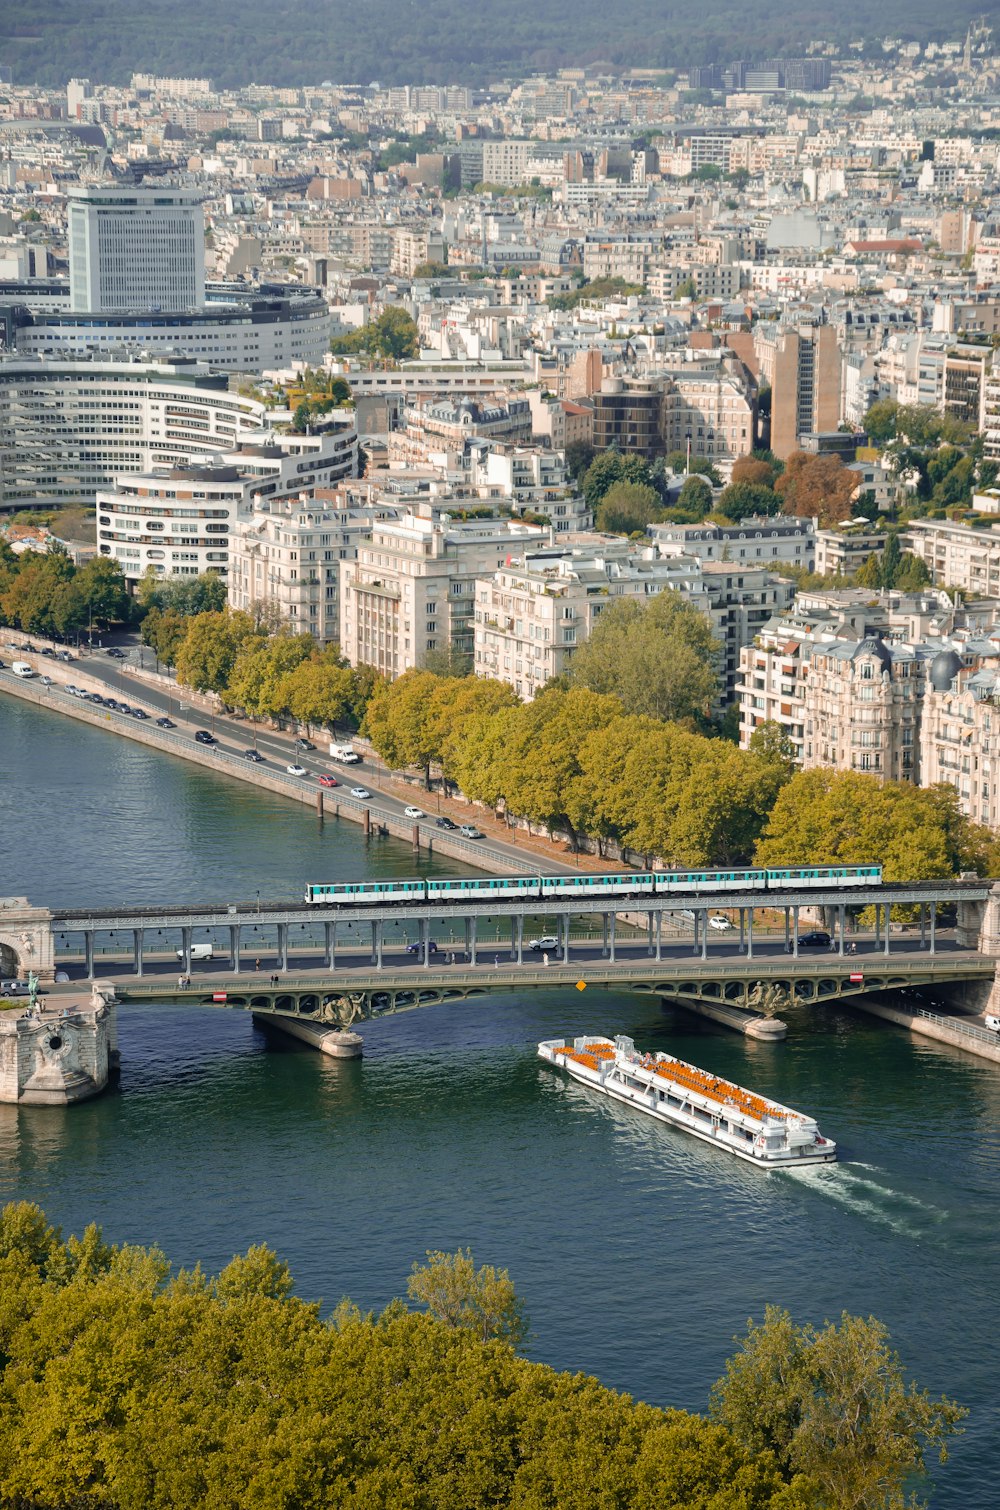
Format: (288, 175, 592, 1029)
(244, 748, 265, 763)
(435, 816, 458, 830)
(104, 698, 119, 711)
(194, 730, 216, 745)
(787, 929, 832, 952)
(132, 708, 149, 720)
(41, 646, 55, 658)
(405, 940, 439, 955)
(117, 703, 132, 716)
(89, 693, 105, 705)
(295, 737, 317, 752)
(156, 716, 175, 729)
(107, 647, 126, 659)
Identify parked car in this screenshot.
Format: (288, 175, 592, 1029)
(350, 786, 371, 800)
(709, 915, 733, 932)
(787, 930, 832, 952)
(0, 980, 29, 996)
(405, 940, 438, 955)
(317, 774, 338, 788)
(106, 647, 126, 658)
(295, 737, 316, 751)
(57, 650, 73, 662)
(286, 763, 307, 777)
(244, 749, 265, 763)
(436, 816, 457, 830)
(459, 824, 483, 839)
(404, 805, 425, 819)
(527, 936, 561, 952)
(156, 717, 175, 729)
(40, 647, 55, 659)
(194, 730, 216, 745)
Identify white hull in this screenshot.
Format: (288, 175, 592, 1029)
(539, 1036, 836, 1168)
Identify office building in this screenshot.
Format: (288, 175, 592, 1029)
(67, 185, 205, 313)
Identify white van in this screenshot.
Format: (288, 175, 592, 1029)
(11, 662, 35, 678)
(329, 742, 361, 762)
(176, 943, 214, 962)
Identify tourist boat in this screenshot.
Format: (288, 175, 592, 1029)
(538, 1035, 836, 1166)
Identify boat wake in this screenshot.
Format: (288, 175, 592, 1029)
(782, 1161, 948, 1239)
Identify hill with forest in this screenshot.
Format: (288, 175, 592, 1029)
(1, 0, 994, 89)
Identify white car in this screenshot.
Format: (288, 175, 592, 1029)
(709, 914, 734, 932)
(459, 824, 484, 839)
(404, 805, 425, 819)
(286, 763, 307, 777)
(350, 786, 371, 799)
(528, 935, 560, 952)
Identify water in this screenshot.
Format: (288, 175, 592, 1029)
(2, 695, 999, 1503)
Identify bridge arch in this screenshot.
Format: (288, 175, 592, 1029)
(0, 934, 24, 980)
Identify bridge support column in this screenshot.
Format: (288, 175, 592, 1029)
(700, 910, 708, 960)
(883, 904, 891, 956)
(421, 917, 431, 967)
(647, 911, 654, 956)
(920, 905, 927, 950)
(229, 924, 241, 971)
(510, 917, 517, 959)
(601, 914, 609, 958)
(784, 908, 790, 951)
(746, 908, 754, 959)
(930, 905, 937, 955)
(655, 909, 662, 963)
(374, 921, 383, 969)
(515, 916, 523, 965)
(562, 914, 571, 964)
(838, 904, 846, 956)
(792, 906, 800, 957)
(84, 931, 95, 980)
(132, 928, 144, 977)
(325, 922, 335, 969)
(608, 913, 617, 964)
(180, 926, 192, 975)
(469, 917, 477, 967)
(739, 909, 745, 953)
(692, 910, 699, 956)
(277, 923, 288, 973)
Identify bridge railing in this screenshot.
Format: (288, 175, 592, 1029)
(913, 1006, 1000, 1045)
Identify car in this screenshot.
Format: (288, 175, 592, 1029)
(156, 716, 175, 729)
(0, 980, 29, 996)
(676, 909, 697, 923)
(90, 693, 105, 705)
(405, 940, 439, 955)
(244, 748, 265, 763)
(527, 936, 561, 952)
(41, 647, 55, 658)
(708, 915, 734, 932)
(459, 825, 483, 839)
(404, 805, 425, 819)
(295, 737, 316, 752)
(787, 929, 832, 952)
(286, 763, 307, 777)
(350, 786, 371, 799)
(40, 675, 52, 687)
(106, 647, 126, 659)
(194, 730, 216, 745)
(317, 774, 338, 788)
(65, 684, 79, 697)
(435, 816, 457, 830)
(57, 650, 72, 662)
(105, 698, 120, 711)
(131, 708, 149, 720)
(118, 703, 133, 716)
(20, 643, 36, 653)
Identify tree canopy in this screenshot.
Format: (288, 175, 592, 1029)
(568, 589, 718, 723)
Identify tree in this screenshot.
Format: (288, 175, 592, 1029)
(894, 552, 931, 590)
(863, 398, 901, 445)
(581, 450, 653, 510)
(775, 451, 857, 526)
(0, 552, 77, 636)
(362, 669, 445, 782)
(140, 607, 189, 667)
(711, 1306, 966, 1510)
(675, 475, 713, 518)
(372, 306, 419, 361)
(407, 1249, 528, 1347)
(569, 590, 717, 723)
(595, 479, 663, 533)
(564, 439, 595, 481)
(715, 480, 780, 522)
(174, 610, 259, 696)
(273, 657, 354, 731)
(74, 557, 130, 630)
(731, 455, 779, 489)
(225, 634, 315, 720)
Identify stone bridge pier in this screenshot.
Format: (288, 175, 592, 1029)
(0, 898, 56, 982)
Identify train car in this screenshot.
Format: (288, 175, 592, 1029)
(653, 869, 766, 893)
(539, 873, 656, 901)
(304, 881, 427, 906)
(425, 876, 540, 903)
(764, 866, 882, 890)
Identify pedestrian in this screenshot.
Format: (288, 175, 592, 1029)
(494, 954, 499, 968)
(543, 951, 550, 967)
(177, 974, 185, 989)
(255, 958, 260, 972)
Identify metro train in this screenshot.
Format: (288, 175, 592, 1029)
(303, 865, 883, 908)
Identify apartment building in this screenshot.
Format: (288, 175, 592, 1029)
(904, 516, 1000, 595)
(767, 324, 842, 459)
(388, 395, 531, 467)
(652, 515, 815, 570)
(473, 546, 707, 699)
(814, 527, 884, 578)
(339, 511, 544, 678)
(920, 655, 1000, 829)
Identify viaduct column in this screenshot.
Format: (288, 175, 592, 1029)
(132, 928, 144, 977)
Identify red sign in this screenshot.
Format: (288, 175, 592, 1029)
(849, 973, 864, 984)
(212, 992, 228, 1002)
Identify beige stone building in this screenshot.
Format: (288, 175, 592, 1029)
(768, 324, 842, 458)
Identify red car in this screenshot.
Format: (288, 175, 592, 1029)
(317, 774, 338, 788)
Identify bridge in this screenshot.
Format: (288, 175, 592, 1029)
(4, 875, 1000, 1102)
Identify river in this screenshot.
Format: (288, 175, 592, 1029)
(1, 694, 997, 1503)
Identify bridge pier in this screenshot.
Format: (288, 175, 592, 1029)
(838, 903, 846, 955)
(277, 923, 288, 973)
(325, 921, 335, 969)
(180, 926, 192, 975)
(601, 914, 609, 957)
(562, 914, 571, 963)
(515, 915, 524, 965)
(792, 905, 800, 957)
(230, 923, 241, 970)
(654, 911, 662, 962)
(608, 912, 617, 964)
(469, 916, 478, 966)
(374, 920, 383, 968)
(132, 928, 144, 977)
(85, 930, 95, 980)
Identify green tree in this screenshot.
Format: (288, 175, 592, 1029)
(569, 590, 717, 723)
(674, 474, 713, 518)
(75, 557, 130, 630)
(372, 305, 419, 361)
(273, 656, 354, 731)
(407, 1248, 528, 1347)
(362, 668, 445, 782)
(581, 450, 653, 510)
(716, 480, 780, 522)
(140, 607, 189, 667)
(174, 610, 259, 696)
(894, 552, 931, 590)
(564, 439, 595, 481)
(863, 398, 901, 444)
(595, 479, 663, 533)
(711, 1305, 966, 1510)
(225, 634, 315, 719)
